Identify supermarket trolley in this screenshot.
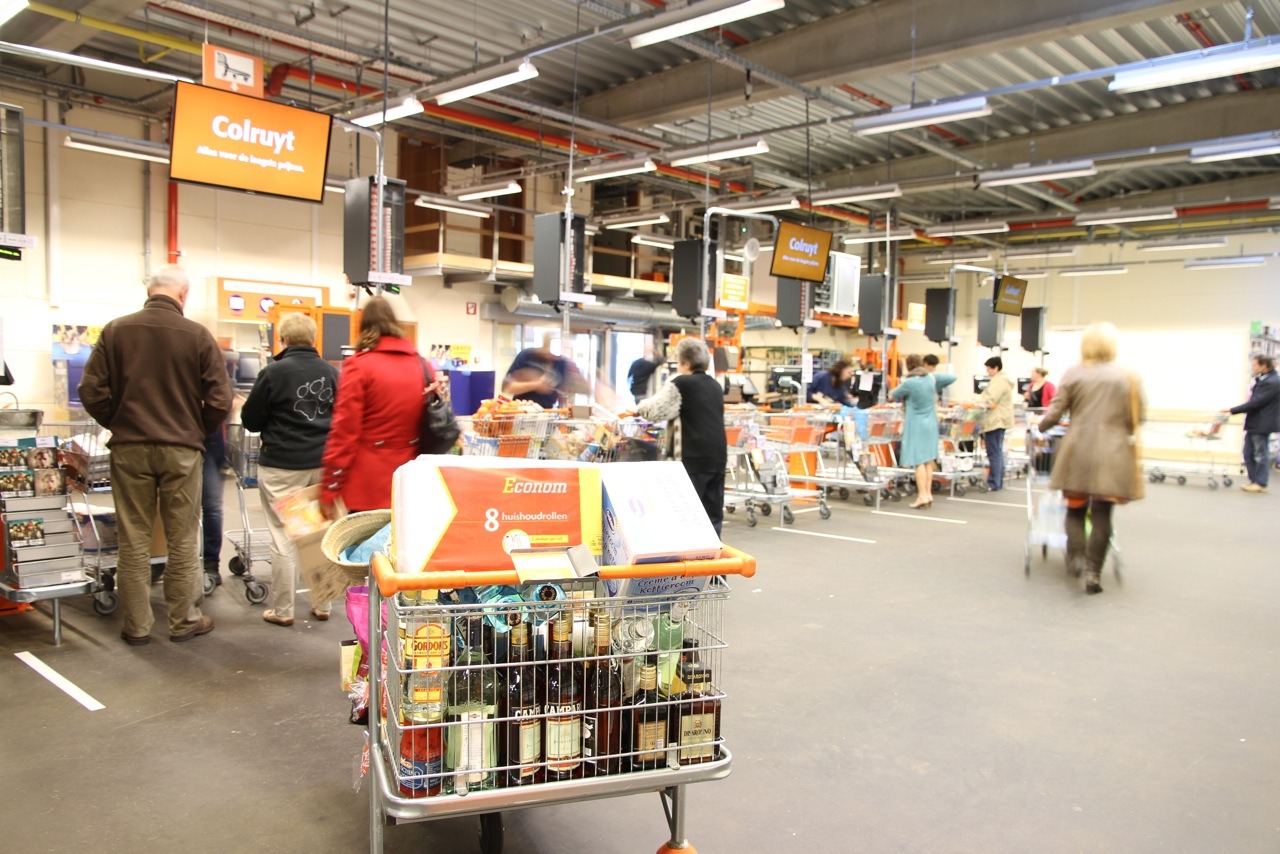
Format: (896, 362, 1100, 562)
(807, 414, 892, 508)
(863, 405, 914, 499)
(544, 416, 662, 464)
(723, 415, 800, 526)
(1147, 413, 1233, 489)
(363, 545, 754, 854)
(55, 421, 121, 617)
(935, 404, 989, 497)
(218, 425, 269, 603)
(1024, 418, 1122, 582)
(461, 408, 556, 459)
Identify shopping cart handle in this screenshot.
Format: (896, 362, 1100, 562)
(369, 544, 756, 596)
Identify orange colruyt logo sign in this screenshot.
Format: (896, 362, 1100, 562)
(169, 81, 332, 203)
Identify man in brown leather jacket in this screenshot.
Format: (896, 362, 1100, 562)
(80, 267, 232, 645)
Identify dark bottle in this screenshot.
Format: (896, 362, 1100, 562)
(629, 661, 669, 771)
(501, 621, 543, 786)
(541, 611, 584, 781)
(668, 662, 721, 766)
(582, 613, 623, 777)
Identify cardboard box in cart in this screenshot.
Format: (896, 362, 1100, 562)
(600, 461, 722, 598)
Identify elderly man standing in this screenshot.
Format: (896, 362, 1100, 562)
(240, 313, 339, 626)
(79, 267, 232, 644)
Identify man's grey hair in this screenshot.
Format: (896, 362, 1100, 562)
(147, 265, 190, 293)
(676, 337, 711, 373)
(279, 313, 318, 346)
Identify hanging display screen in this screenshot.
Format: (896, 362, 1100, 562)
(168, 82, 333, 203)
(993, 275, 1029, 316)
(769, 221, 833, 283)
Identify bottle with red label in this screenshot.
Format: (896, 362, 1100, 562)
(398, 710, 443, 797)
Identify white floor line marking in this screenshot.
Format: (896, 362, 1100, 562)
(791, 507, 822, 514)
(15, 652, 105, 711)
(872, 510, 967, 525)
(950, 497, 1029, 509)
(770, 527, 876, 544)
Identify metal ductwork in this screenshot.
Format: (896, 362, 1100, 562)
(485, 288, 696, 330)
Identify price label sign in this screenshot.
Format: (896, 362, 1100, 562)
(719, 273, 750, 310)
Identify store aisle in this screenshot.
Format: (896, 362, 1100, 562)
(1, 479, 1277, 853)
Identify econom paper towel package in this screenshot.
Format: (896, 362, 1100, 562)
(600, 461, 722, 598)
(392, 456, 602, 575)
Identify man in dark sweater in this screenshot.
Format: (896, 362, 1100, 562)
(627, 347, 663, 402)
(637, 338, 727, 535)
(240, 313, 340, 625)
(79, 266, 231, 645)
(1226, 353, 1280, 492)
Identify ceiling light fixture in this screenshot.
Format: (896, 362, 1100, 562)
(1188, 136, 1280, 164)
(1004, 246, 1076, 259)
(427, 59, 539, 105)
(620, 0, 786, 49)
(925, 251, 993, 265)
(1109, 40, 1280, 94)
(413, 195, 492, 218)
(0, 2, 27, 26)
(0, 39, 195, 84)
(723, 194, 800, 214)
(574, 157, 658, 183)
(977, 159, 1098, 188)
(323, 180, 347, 195)
(842, 227, 918, 245)
(63, 134, 170, 163)
(665, 136, 769, 167)
(601, 211, 671, 230)
(1075, 206, 1178, 226)
(451, 180, 522, 201)
(923, 219, 1010, 238)
(348, 95, 423, 127)
(853, 96, 992, 136)
(1011, 270, 1049, 280)
(1057, 264, 1129, 277)
(1137, 236, 1228, 252)
(897, 273, 949, 284)
(631, 234, 676, 249)
(809, 183, 903, 205)
(1184, 255, 1268, 270)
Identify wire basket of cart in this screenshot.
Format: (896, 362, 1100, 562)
(461, 403, 556, 460)
(363, 544, 754, 854)
(219, 424, 269, 603)
(722, 414, 821, 526)
(934, 404, 989, 497)
(861, 405, 914, 500)
(50, 422, 120, 618)
(790, 406, 892, 509)
(544, 416, 663, 464)
(1146, 413, 1233, 489)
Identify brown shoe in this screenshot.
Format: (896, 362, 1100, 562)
(121, 631, 150, 646)
(170, 615, 215, 642)
(263, 609, 294, 627)
(310, 608, 330, 622)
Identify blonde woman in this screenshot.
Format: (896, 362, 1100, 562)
(1038, 322, 1145, 594)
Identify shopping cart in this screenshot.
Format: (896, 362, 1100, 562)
(363, 545, 754, 854)
(935, 404, 989, 497)
(863, 405, 913, 500)
(1147, 413, 1233, 489)
(461, 407, 556, 459)
(801, 412, 892, 508)
(1024, 416, 1122, 582)
(218, 425, 269, 603)
(52, 421, 120, 617)
(543, 416, 662, 464)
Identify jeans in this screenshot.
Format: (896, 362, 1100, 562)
(202, 449, 223, 568)
(1243, 432, 1273, 487)
(983, 428, 1006, 491)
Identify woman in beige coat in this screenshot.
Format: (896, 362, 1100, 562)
(1038, 322, 1144, 594)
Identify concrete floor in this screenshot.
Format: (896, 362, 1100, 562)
(2, 474, 1278, 853)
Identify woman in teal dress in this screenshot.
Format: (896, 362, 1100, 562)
(890, 354, 957, 508)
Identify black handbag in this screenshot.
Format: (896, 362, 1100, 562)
(418, 358, 460, 454)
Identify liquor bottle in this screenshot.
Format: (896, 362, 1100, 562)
(403, 593, 450, 725)
(611, 615, 655, 699)
(582, 613, 623, 777)
(629, 661, 669, 771)
(541, 611, 584, 781)
(668, 662, 720, 766)
(445, 617, 498, 794)
(500, 621, 543, 786)
(398, 710, 443, 797)
(653, 601, 690, 697)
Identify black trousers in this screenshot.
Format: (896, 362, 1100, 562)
(686, 469, 725, 537)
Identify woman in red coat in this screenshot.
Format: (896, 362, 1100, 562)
(320, 297, 430, 513)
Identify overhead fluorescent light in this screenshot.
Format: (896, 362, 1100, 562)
(723, 193, 800, 214)
(923, 219, 1010, 238)
(724, 252, 746, 263)
(348, 95, 423, 127)
(63, 134, 169, 164)
(977, 159, 1097, 188)
(665, 136, 769, 167)
(1184, 255, 1267, 270)
(1004, 246, 1076, 259)
(1011, 269, 1048, 279)
(631, 234, 676, 249)
(0, 3, 28, 27)
(1138, 236, 1228, 251)
(620, 0, 786, 49)
(853, 96, 992, 136)
(323, 180, 347, 195)
(428, 59, 539, 105)
(842, 227, 918, 244)
(1075, 206, 1177, 226)
(925, 251, 993, 265)
(451, 180, 522, 201)
(601, 211, 671, 229)
(0, 39, 195, 84)
(1109, 41, 1280, 94)
(575, 157, 658, 183)
(898, 273, 949, 284)
(413, 195, 492, 218)
(809, 183, 903, 205)
(1188, 136, 1280, 164)
(1058, 264, 1128, 277)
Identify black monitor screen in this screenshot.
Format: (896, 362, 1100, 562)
(973, 374, 991, 395)
(237, 352, 263, 388)
(1017, 377, 1032, 395)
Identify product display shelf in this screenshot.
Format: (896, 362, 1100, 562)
(0, 577, 94, 646)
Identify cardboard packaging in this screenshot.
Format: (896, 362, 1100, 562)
(600, 461, 722, 598)
(392, 456, 602, 575)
